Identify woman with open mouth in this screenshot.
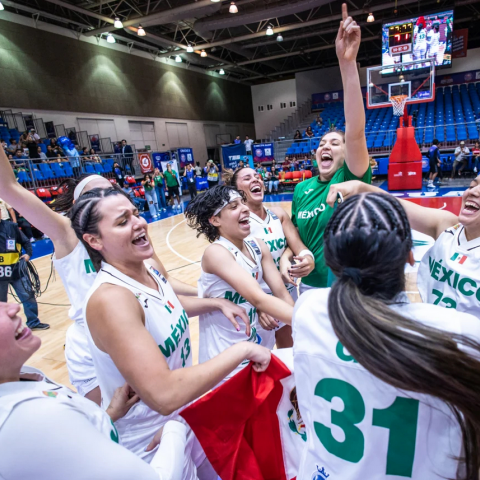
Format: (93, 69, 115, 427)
(327, 175, 480, 317)
(70, 187, 271, 475)
(0, 301, 198, 480)
(0, 145, 197, 408)
(287, 2, 371, 294)
(185, 185, 295, 382)
(223, 168, 314, 349)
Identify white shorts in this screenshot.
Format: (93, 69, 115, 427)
(299, 281, 318, 295)
(65, 322, 98, 397)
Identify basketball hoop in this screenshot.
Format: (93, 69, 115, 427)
(390, 94, 409, 117)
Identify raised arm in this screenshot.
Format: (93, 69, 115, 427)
(202, 244, 294, 324)
(336, 4, 369, 178)
(87, 285, 271, 416)
(0, 145, 76, 258)
(327, 180, 459, 239)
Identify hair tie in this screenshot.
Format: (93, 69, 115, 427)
(342, 267, 362, 286)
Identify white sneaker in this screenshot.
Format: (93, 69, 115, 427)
(29, 237, 35, 243)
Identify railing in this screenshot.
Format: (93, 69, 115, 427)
(274, 120, 480, 158)
(267, 99, 313, 142)
(7, 152, 142, 190)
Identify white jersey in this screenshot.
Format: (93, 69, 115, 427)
(53, 241, 98, 394)
(414, 27, 427, 50)
(293, 288, 480, 480)
(418, 224, 480, 316)
(84, 262, 195, 466)
(198, 236, 261, 380)
(249, 207, 298, 349)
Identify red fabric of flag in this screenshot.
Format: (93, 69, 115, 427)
(180, 356, 291, 480)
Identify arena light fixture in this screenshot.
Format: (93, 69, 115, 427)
(229, 2, 238, 13)
(0, 2, 4, 10)
(137, 25, 146, 36)
(276, 33, 283, 42)
(266, 25, 274, 36)
(211, 0, 221, 2)
(175, 55, 182, 63)
(106, 33, 116, 43)
(186, 44, 194, 53)
(367, 13, 374, 22)
(219, 68, 225, 75)
(114, 17, 123, 28)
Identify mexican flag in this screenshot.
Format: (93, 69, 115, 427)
(180, 349, 304, 480)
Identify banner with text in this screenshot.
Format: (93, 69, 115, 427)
(139, 152, 154, 174)
(152, 152, 171, 171)
(177, 148, 194, 167)
(453, 29, 468, 59)
(221, 143, 248, 170)
(253, 143, 274, 164)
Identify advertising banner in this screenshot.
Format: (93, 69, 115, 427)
(253, 143, 274, 164)
(152, 152, 171, 171)
(178, 148, 194, 167)
(139, 153, 154, 174)
(221, 143, 248, 170)
(453, 29, 468, 59)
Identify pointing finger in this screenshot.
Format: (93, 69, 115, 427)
(342, 3, 348, 21)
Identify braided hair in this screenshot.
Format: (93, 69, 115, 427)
(69, 188, 130, 271)
(185, 185, 246, 243)
(324, 192, 480, 480)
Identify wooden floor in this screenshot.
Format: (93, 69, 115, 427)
(22, 200, 420, 390)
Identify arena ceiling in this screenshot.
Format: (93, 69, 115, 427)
(2, 0, 479, 84)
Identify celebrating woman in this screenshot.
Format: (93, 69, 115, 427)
(186, 185, 294, 373)
(70, 187, 271, 469)
(285, 2, 371, 293)
(293, 191, 480, 480)
(141, 173, 159, 218)
(153, 168, 167, 212)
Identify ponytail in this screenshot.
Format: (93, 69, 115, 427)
(325, 193, 480, 480)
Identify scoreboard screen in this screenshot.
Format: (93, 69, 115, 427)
(382, 9, 453, 70)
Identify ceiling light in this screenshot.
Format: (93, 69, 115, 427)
(106, 33, 115, 43)
(201, 49, 207, 57)
(367, 13, 374, 22)
(175, 55, 182, 63)
(0, 2, 4, 10)
(276, 33, 283, 42)
(186, 44, 194, 53)
(211, 0, 221, 2)
(114, 17, 123, 28)
(266, 25, 274, 36)
(229, 2, 238, 13)
(219, 68, 225, 75)
(137, 25, 146, 36)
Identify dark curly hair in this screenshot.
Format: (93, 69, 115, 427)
(185, 185, 246, 243)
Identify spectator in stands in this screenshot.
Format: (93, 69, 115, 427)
(451, 141, 470, 179)
(22, 130, 39, 160)
(268, 165, 279, 194)
(36, 146, 47, 163)
(7, 139, 18, 154)
(194, 161, 203, 177)
(204, 159, 219, 190)
(45, 145, 57, 160)
(316, 115, 323, 127)
(234, 135, 241, 145)
(164, 163, 182, 209)
(305, 126, 314, 138)
(153, 168, 167, 212)
(121, 139, 135, 174)
(114, 141, 122, 154)
(1, 139, 7, 151)
(13, 149, 27, 166)
(80, 147, 89, 157)
(0, 198, 16, 222)
(183, 163, 197, 200)
(30, 129, 40, 143)
(236, 160, 245, 170)
(473, 142, 480, 173)
(244, 135, 254, 155)
(293, 130, 302, 142)
(141, 173, 159, 218)
(89, 148, 101, 163)
(112, 162, 125, 187)
(427, 139, 441, 187)
(122, 185, 147, 212)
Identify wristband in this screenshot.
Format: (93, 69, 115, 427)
(297, 250, 315, 261)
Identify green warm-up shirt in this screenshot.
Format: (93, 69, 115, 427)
(291, 163, 372, 288)
(164, 170, 179, 188)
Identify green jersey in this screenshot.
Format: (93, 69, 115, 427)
(291, 163, 371, 288)
(164, 170, 179, 188)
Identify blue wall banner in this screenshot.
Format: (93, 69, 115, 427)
(178, 148, 194, 167)
(222, 143, 249, 170)
(253, 143, 274, 163)
(152, 152, 171, 171)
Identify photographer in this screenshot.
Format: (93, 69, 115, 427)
(0, 216, 49, 330)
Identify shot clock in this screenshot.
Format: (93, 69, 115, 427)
(388, 23, 413, 55)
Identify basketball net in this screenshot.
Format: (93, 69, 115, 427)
(390, 95, 409, 117)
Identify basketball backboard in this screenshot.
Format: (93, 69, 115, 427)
(366, 58, 435, 109)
